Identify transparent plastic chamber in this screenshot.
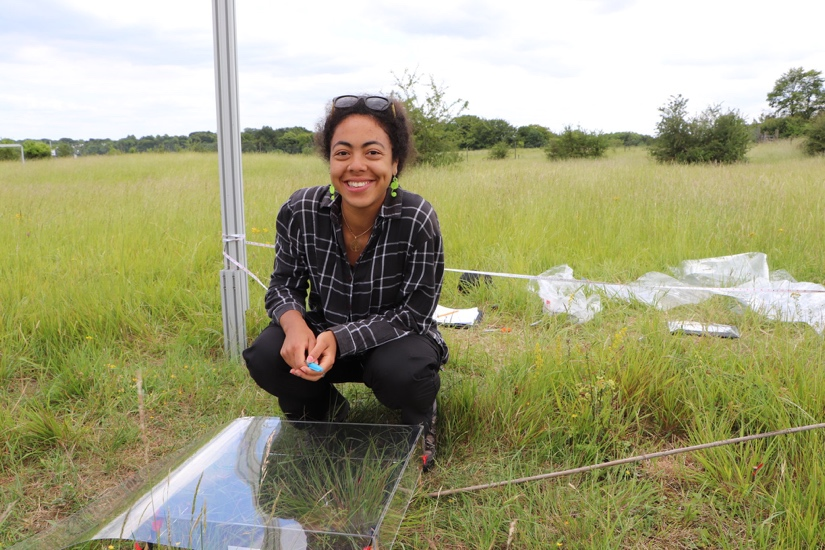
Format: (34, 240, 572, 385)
(14, 418, 422, 550)
(530, 252, 825, 333)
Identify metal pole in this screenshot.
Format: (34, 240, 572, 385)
(212, 0, 248, 359)
(426, 421, 825, 498)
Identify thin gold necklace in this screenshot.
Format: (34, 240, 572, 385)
(342, 214, 372, 252)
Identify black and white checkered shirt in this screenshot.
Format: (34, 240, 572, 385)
(265, 185, 448, 364)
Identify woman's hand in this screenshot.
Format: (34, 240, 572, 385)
(279, 310, 316, 374)
(304, 331, 338, 380)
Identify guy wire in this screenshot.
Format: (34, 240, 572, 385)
(425, 422, 825, 498)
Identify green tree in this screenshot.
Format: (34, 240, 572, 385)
(393, 69, 468, 166)
(114, 135, 138, 153)
(802, 113, 825, 155)
(450, 116, 516, 150)
(604, 131, 653, 147)
(22, 140, 51, 159)
(767, 67, 825, 120)
(649, 95, 693, 162)
(187, 132, 217, 152)
(691, 106, 752, 163)
(241, 128, 264, 152)
(545, 126, 608, 160)
(487, 141, 510, 159)
(486, 119, 517, 147)
(55, 142, 74, 157)
(136, 135, 160, 153)
(517, 124, 553, 148)
(650, 96, 752, 164)
(158, 135, 187, 152)
(79, 139, 116, 156)
(238, 126, 311, 154)
(277, 128, 313, 154)
(188, 131, 217, 144)
(758, 115, 807, 139)
(451, 115, 488, 149)
(260, 126, 281, 151)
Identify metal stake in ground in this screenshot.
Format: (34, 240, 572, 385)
(426, 422, 825, 498)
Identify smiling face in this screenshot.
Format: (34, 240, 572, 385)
(329, 114, 398, 217)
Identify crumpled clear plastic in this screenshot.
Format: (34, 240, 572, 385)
(528, 265, 601, 323)
(529, 252, 825, 334)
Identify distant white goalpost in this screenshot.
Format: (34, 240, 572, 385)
(0, 144, 24, 163)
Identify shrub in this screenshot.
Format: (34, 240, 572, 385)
(650, 96, 752, 164)
(545, 126, 608, 160)
(802, 113, 825, 155)
(487, 141, 509, 160)
(22, 140, 52, 159)
(691, 108, 753, 163)
(759, 115, 807, 139)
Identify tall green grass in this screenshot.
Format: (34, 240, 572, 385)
(1, 143, 824, 547)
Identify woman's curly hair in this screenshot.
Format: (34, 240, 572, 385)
(314, 95, 416, 176)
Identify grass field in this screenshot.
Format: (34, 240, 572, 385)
(2, 142, 825, 548)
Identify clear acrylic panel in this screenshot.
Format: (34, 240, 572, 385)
(12, 417, 422, 550)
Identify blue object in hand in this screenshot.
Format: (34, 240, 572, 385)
(307, 361, 323, 373)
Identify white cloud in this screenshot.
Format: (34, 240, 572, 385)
(2, 0, 823, 140)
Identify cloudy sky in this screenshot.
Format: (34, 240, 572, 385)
(2, 0, 823, 141)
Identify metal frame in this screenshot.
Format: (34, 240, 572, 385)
(212, 0, 248, 358)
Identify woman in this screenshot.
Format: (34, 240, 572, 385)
(243, 94, 447, 470)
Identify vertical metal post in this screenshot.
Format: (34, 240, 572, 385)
(212, 0, 248, 358)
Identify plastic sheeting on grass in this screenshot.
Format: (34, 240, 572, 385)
(529, 252, 825, 334)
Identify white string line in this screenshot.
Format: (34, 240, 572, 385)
(242, 240, 824, 295)
(222, 251, 267, 290)
(444, 268, 825, 294)
(222, 233, 266, 290)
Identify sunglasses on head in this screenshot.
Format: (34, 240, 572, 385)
(332, 95, 395, 116)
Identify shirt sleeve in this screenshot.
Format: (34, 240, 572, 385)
(264, 200, 309, 322)
(330, 208, 444, 358)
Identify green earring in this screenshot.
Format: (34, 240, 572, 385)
(390, 176, 399, 198)
(329, 183, 336, 200)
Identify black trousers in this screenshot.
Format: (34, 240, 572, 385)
(242, 322, 441, 428)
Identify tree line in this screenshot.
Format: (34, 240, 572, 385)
(647, 67, 825, 163)
(3, 66, 824, 163)
(0, 126, 316, 160)
(0, 119, 649, 162)
(394, 67, 824, 164)
(394, 67, 825, 165)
